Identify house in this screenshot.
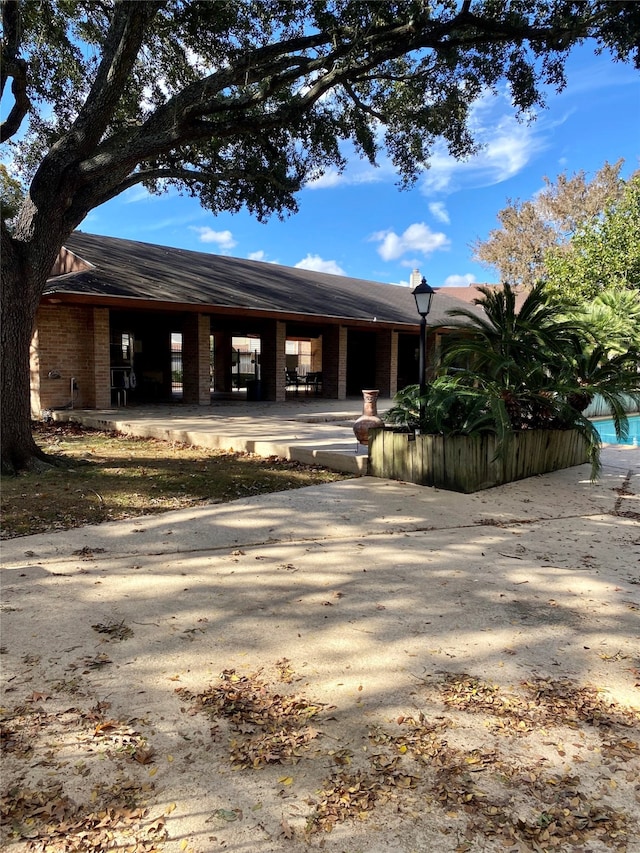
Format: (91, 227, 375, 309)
(32, 232, 485, 415)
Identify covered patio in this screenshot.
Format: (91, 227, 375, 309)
(33, 232, 483, 417)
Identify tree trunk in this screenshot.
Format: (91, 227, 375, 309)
(1, 242, 53, 474)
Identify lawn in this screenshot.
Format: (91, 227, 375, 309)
(0, 422, 350, 539)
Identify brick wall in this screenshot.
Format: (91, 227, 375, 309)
(31, 305, 109, 415)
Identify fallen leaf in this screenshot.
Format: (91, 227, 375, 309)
(132, 747, 155, 765)
(280, 818, 294, 839)
(27, 692, 51, 702)
(94, 720, 119, 735)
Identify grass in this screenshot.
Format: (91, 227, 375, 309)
(0, 422, 350, 539)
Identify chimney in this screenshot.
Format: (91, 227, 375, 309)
(410, 269, 422, 289)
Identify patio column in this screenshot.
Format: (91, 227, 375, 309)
(374, 328, 398, 399)
(323, 325, 347, 400)
(182, 313, 211, 405)
(310, 336, 323, 372)
(213, 330, 233, 393)
(261, 319, 287, 401)
(92, 308, 111, 408)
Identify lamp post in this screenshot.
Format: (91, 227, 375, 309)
(412, 276, 435, 430)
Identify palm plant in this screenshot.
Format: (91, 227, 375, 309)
(384, 378, 498, 435)
(573, 289, 640, 355)
(384, 282, 640, 478)
(559, 343, 640, 424)
(441, 282, 579, 419)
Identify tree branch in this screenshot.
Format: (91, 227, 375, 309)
(29, 1, 617, 234)
(62, 1, 164, 156)
(0, 58, 30, 143)
(1, 1, 30, 143)
(342, 80, 386, 123)
(102, 166, 243, 199)
(74, 163, 299, 214)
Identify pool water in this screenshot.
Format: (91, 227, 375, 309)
(592, 414, 640, 445)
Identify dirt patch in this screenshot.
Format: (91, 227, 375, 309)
(1, 423, 349, 539)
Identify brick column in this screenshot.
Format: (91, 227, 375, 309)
(182, 313, 211, 405)
(92, 308, 111, 408)
(374, 329, 398, 399)
(261, 320, 287, 401)
(322, 325, 347, 399)
(213, 330, 233, 393)
(310, 336, 322, 372)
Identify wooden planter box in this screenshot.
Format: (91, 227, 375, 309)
(367, 428, 589, 493)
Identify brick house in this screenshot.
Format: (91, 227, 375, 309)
(32, 231, 484, 416)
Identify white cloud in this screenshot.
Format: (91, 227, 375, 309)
(189, 226, 237, 251)
(553, 56, 639, 98)
(429, 201, 450, 224)
(294, 254, 346, 275)
(370, 222, 450, 261)
(247, 250, 281, 264)
(304, 72, 632, 200)
(442, 273, 477, 287)
(121, 181, 185, 206)
(306, 162, 389, 190)
(419, 92, 548, 196)
(420, 126, 538, 195)
(307, 168, 345, 189)
(304, 129, 395, 191)
(136, 214, 202, 232)
(122, 185, 154, 204)
(304, 87, 548, 197)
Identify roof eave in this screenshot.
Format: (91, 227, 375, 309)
(39, 291, 423, 331)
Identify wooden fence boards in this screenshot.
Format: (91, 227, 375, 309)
(368, 429, 589, 492)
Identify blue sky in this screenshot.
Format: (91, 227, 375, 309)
(83, 42, 639, 289)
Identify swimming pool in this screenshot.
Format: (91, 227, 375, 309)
(592, 414, 640, 445)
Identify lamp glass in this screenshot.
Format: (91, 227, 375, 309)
(413, 277, 435, 317)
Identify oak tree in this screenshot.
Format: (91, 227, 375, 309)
(472, 160, 636, 286)
(2, 0, 639, 472)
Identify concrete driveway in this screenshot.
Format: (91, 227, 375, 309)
(1, 434, 639, 852)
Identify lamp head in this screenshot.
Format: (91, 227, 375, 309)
(413, 276, 435, 317)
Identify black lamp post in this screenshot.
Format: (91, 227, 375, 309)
(413, 276, 435, 430)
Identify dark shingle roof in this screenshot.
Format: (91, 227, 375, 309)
(46, 232, 483, 328)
